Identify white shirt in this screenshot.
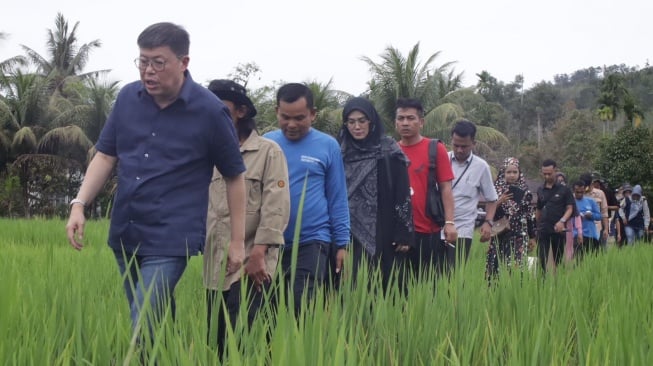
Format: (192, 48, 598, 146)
(449, 152, 498, 239)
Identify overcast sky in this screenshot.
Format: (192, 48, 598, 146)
(1, 0, 651, 95)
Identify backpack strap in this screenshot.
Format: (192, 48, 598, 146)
(429, 139, 440, 179)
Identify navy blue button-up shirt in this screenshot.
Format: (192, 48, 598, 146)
(96, 71, 245, 256)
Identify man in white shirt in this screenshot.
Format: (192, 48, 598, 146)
(448, 120, 498, 268)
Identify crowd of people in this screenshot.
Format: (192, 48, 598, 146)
(63, 22, 652, 359)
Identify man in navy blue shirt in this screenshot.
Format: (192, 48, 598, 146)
(65, 22, 246, 339)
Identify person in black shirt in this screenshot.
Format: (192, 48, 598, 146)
(535, 159, 575, 274)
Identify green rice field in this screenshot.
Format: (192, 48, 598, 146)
(1, 218, 652, 365)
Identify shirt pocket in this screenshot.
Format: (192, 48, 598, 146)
(457, 180, 478, 199)
(245, 172, 262, 214)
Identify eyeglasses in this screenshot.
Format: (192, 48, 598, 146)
(134, 57, 168, 72)
(346, 117, 370, 126)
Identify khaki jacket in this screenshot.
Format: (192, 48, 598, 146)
(203, 131, 290, 290)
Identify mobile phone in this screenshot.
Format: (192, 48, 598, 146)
(508, 185, 525, 202)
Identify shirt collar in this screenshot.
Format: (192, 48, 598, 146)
(451, 151, 474, 165)
(240, 130, 261, 152)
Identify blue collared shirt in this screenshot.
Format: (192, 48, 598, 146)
(96, 71, 245, 256)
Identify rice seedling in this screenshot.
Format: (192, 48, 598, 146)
(2, 218, 653, 365)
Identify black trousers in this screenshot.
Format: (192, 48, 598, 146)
(409, 232, 453, 278)
(537, 232, 565, 273)
(279, 241, 329, 315)
(206, 279, 270, 357)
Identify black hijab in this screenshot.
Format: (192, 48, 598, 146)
(339, 97, 384, 156)
(338, 97, 405, 256)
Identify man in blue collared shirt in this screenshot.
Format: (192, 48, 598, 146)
(65, 22, 246, 339)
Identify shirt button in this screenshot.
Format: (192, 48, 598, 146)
(144, 153, 149, 158)
(136, 176, 140, 180)
(151, 132, 156, 136)
(129, 220, 134, 224)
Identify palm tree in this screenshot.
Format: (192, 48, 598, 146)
(422, 88, 510, 161)
(49, 78, 119, 141)
(39, 78, 118, 165)
(306, 79, 351, 136)
(0, 70, 51, 158)
(362, 42, 462, 130)
(20, 13, 108, 96)
(596, 73, 626, 134)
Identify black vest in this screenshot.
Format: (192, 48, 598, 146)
(624, 197, 645, 228)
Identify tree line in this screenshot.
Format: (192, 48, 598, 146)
(1, 13, 652, 218)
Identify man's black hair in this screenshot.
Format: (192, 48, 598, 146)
(541, 159, 557, 169)
(573, 180, 587, 189)
(451, 119, 477, 140)
(137, 22, 189, 57)
(395, 98, 424, 117)
(276, 83, 314, 109)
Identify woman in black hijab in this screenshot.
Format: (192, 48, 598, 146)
(339, 97, 414, 291)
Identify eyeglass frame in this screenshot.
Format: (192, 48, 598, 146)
(133, 55, 185, 72)
(345, 116, 370, 126)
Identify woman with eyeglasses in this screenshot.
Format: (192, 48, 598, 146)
(338, 97, 414, 291)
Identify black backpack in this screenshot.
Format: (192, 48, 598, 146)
(426, 139, 445, 226)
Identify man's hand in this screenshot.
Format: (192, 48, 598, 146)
(227, 240, 245, 275)
(444, 223, 458, 244)
(480, 222, 492, 242)
(554, 221, 566, 233)
(66, 205, 86, 251)
(393, 243, 411, 253)
(244, 245, 269, 291)
(335, 248, 347, 274)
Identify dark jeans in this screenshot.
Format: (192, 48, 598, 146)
(114, 253, 188, 337)
(537, 232, 565, 273)
(206, 279, 271, 357)
(279, 241, 329, 315)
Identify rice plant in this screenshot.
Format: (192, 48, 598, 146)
(1, 218, 653, 365)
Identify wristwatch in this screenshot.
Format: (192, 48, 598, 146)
(485, 220, 494, 226)
(559, 218, 567, 223)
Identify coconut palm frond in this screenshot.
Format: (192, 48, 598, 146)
(38, 125, 92, 154)
(11, 127, 38, 154)
(423, 102, 464, 138)
(475, 125, 510, 148)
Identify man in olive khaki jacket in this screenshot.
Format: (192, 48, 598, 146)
(203, 79, 290, 356)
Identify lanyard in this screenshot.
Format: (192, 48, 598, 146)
(451, 154, 473, 189)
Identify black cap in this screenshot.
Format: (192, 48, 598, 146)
(207, 79, 257, 119)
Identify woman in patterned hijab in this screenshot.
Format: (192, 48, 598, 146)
(338, 97, 414, 291)
(485, 157, 536, 279)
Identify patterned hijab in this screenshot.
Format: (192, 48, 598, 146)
(494, 157, 529, 219)
(338, 97, 405, 256)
